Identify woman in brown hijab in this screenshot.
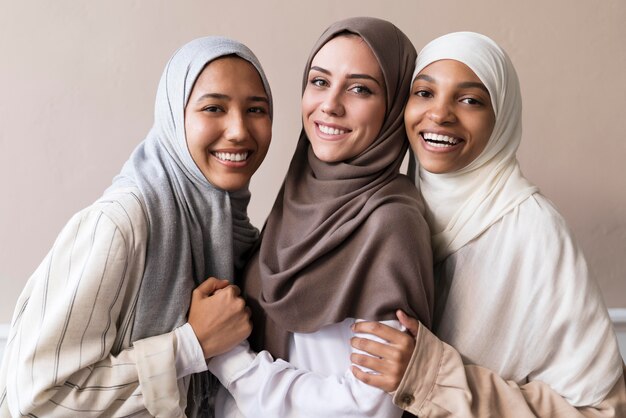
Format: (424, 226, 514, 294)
(206, 17, 433, 417)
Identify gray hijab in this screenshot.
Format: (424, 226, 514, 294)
(108, 36, 272, 414)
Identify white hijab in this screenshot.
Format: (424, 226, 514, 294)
(408, 32, 538, 262)
(409, 32, 623, 406)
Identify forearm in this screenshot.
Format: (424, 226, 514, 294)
(394, 324, 626, 418)
(1, 325, 188, 417)
(209, 321, 404, 418)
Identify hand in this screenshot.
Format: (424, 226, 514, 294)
(188, 277, 252, 359)
(350, 310, 418, 392)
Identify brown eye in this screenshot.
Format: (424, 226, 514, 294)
(349, 85, 373, 95)
(311, 78, 328, 87)
(414, 90, 432, 98)
(460, 97, 483, 106)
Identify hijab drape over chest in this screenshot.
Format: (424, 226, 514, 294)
(243, 17, 433, 358)
(408, 32, 538, 262)
(108, 37, 272, 343)
(407, 32, 623, 406)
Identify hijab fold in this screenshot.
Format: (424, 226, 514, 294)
(408, 32, 538, 262)
(107, 36, 272, 416)
(243, 17, 433, 359)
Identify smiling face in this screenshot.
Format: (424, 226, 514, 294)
(404, 59, 496, 174)
(301, 35, 386, 163)
(184, 56, 271, 191)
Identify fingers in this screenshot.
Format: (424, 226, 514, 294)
(194, 277, 230, 297)
(352, 320, 406, 344)
(188, 284, 252, 358)
(351, 337, 391, 359)
(351, 366, 395, 393)
(214, 284, 241, 297)
(396, 310, 419, 337)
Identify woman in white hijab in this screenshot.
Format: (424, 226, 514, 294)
(350, 32, 626, 417)
(0, 36, 272, 417)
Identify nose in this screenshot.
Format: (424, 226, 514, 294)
(427, 98, 457, 125)
(225, 111, 250, 144)
(320, 89, 345, 117)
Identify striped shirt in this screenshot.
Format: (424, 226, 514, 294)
(0, 187, 189, 417)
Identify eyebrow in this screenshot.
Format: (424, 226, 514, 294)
(415, 74, 489, 94)
(196, 92, 269, 104)
(309, 66, 382, 87)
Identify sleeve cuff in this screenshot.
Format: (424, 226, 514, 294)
(207, 341, 257, 388)
(134, 331, 185, 417)
(174, 323, 209, 379)
(392, 323, 444, 414)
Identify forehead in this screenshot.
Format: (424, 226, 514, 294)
(417, 59, 483, 85)
(194, 56, 266, 92)
(311, 35, 382, 77)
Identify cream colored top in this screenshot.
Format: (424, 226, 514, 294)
(0, 188, 190, 417)
(393, 194, 624, 416)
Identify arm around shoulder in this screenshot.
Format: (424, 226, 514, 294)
(393, 322, 626, 418)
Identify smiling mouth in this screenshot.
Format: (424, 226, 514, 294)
(212, 151, 250, 162)
(317, 123, 351, 136)
(422, 132, 462, 148)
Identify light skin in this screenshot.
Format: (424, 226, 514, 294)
(404, 59, 495, 174)
(302, 34, 387, 163)
(186, 56, 271, 358)
(351, 59, 496, 391)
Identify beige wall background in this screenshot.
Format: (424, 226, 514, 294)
(1, 0, 625, 323)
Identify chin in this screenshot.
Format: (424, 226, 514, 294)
(209, 177, 251, 192)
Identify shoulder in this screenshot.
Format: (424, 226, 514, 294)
(368, 174, 425, 218)
(363, 175, 430, 246)
(67, 187, 148, 252)
(502, 193, 574, 247)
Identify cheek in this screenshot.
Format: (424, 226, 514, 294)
(301, 89, 316, 118)
(255, 122, 272, 152)
(403, 100, 423, 127)
(359, 101, 385, 135)
(473, 116, 495, 152)
(183, 115, 200, 148)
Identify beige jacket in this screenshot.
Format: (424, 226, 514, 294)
(0, 188, 188, 417)
(394, 323, 626, 417)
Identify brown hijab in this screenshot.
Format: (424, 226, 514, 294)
(242, 17, 434, 358)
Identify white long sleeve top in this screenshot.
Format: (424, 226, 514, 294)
(0, 188, 204, 417)
(429, 194, 622, 407)
(203, 318, 404, 418)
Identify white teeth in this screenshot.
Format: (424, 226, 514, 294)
(319, 124, 347, 135)
(423, 132, 460, 146)
(214, 151, 249, 162)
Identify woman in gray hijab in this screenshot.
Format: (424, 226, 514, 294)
(0, 36, 272, 417)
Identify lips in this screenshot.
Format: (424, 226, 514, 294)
(421, 132, 462, 148)
(212, 151, 250, 162)
(315, 122, 352, 139)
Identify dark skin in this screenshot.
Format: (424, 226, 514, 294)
(350, 310, 419, 392)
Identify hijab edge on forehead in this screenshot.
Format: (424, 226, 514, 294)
(408, 31, 538, 261)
